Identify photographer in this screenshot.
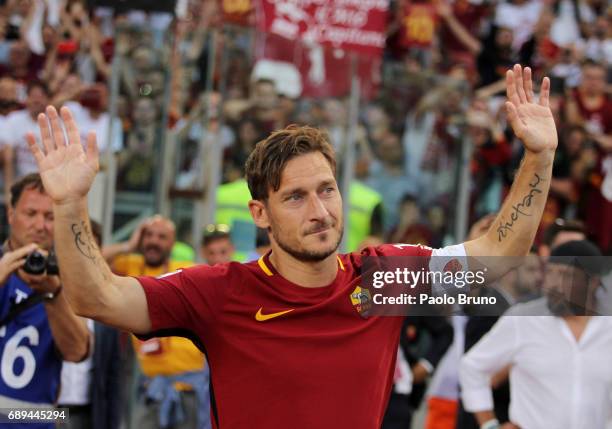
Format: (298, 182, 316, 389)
(0, 173, 89, 426)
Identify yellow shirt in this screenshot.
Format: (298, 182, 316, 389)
(113, 255, 204, 388)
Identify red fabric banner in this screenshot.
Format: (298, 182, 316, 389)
(255, 32, 381, 98)
(258, 0, 389, 56)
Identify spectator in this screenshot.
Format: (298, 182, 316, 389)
(215, 178, 256, 261)
(64, 83, 121, 152)
(437, 0, 490, 70)
(494, 0, 545, 52)
(496, 250, 543, 304)
(0, 76, 19, 209)
(226, 78, 281, 135)
(0, 40, 44, 92)
(565, 60, 612, 135)
(117, 97, 158, 192)
(0, 173, 89, 427)
(366, 132, 418, 229)
(477, 26, 517, 87)
(104, 215, 211, 429)
(549, 0, 596, 49)
(346, 180, 384, 252)
(224, 118, 263, 182)
(460, 240, 611, 429)
(2, 80, 49, 197)
(388, 194, 434, 246)
(200, 224, 235, 265)
(0, 76, 20, 117)
(549, 125, 591, 217)
(576, 14, 612, 65)
(320, 98, 347, 155)
(174, 91, 235, 189)
(563, 61, 612, 252)
(538, 218, 587, 257)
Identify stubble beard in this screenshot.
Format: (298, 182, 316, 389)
(272, 224, 344, 262)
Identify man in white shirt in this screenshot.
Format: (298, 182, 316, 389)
(57, 319, 95, 428)
(495, 0, 544, 51)
(460, 240, 612, 429)
(63, 84, 121, 153)
(2, 80, 49, 195)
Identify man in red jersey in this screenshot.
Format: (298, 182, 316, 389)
(27, 65, 557, 429)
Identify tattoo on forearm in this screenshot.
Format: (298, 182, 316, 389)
(72, 222, 96, 260)
(497, 173, 543, 242)
(71, 221, 111, 281)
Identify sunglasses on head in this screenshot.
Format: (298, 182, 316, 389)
(203, 224, 230, 236)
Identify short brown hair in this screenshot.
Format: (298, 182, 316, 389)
(245, 125, 336, 201)
(10, 173, 46, 207)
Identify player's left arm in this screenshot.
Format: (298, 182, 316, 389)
(464, 65, 557, 262)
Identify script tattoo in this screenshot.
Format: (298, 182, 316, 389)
(71, 221, 111, 281)
(497, 173, 543, 242)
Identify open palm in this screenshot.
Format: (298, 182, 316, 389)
(505, 65, 558, 153)
(27, 106, 99, 203)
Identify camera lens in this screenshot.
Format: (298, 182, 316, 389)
(23, 251, 47, 275)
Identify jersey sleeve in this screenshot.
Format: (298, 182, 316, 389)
(371, 242, 467, 264)
(136, 263, 230, 338)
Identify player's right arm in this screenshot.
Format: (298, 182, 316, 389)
(27, 106, 152, 334)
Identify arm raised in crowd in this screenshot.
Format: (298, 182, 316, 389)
(465, 65, 557, 261)
(26, 106, 152, 334)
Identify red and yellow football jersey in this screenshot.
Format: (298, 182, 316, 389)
(137, 243, 466, 428)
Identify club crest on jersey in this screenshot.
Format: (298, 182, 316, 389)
(443, 259, 463, 274)
(350, 286, 372, 318)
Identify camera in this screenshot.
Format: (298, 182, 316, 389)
(23, 250, 59, 276)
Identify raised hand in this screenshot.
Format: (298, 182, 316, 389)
(26, 106, 99, 204)
(505, 64, 558, 154)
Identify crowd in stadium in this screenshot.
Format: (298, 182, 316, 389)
(0, 0, 610, 428)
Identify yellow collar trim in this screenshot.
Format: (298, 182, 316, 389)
(258, 255, 274, 276)
(258, 254, 345, 276)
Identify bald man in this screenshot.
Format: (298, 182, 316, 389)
(101, 215, 174, 267)
(102, 216, 211, 429)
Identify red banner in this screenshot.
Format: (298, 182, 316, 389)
(258, 0, 389, 56)
(255, 32, 381, 99)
